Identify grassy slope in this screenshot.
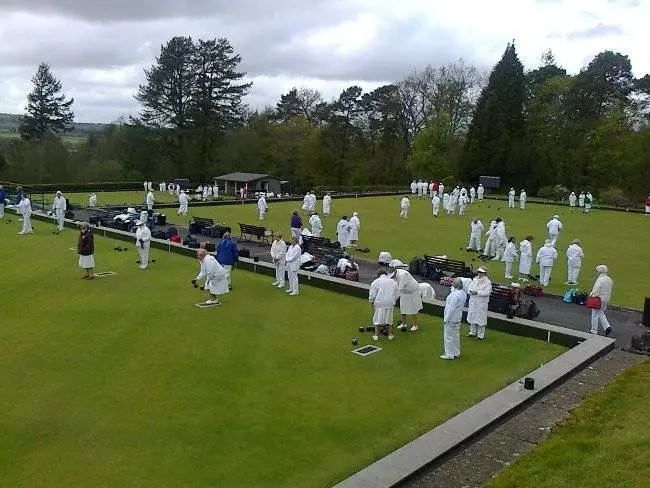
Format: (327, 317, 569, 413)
(487, 360, 650, 488)
(0, 224, 564, 488)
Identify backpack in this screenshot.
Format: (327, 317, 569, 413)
(182, 235, 197, 246)
(563, 288, 577, 303)
(573, 292, 587, 306)
(409, 257, 426, 277)
(515, 299, 541, 320)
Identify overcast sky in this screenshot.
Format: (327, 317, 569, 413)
(0, 0, 647, 122)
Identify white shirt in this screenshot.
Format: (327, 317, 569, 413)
(431, 196, 440, 207)
(270, 239, 287, 260)
(285, 243, 302, 270)
(591, 274, 613, 302)
(536, 244, 558, 266)
(508, 189, 515, 198)
(392, 269, 420, 294)
(196, 255, 226, 282)
(470, 220, 483, 236)
(146, 192, 154, 206)
(458, 195, 468, 206)
(257, 197, 267, 211)
(547, 218, 563, 235)
(504, 242, 518, 262)
(179, 192, 188, 204)
(309, 214, 322, 232)
(444, 288, 467, 323)
(89, 194, 97, 206)
(566, 244, 584, 267)
(419, 282, 436, 300)
(349, 215, 360, 231)
(400, 197, 410, 208)
(18, 198, 32, 216)
(53, 195, 67, 211)
(369, 274, 398, 309)
(135, 226, 152, 243)
(520, 191, 527, 201)
(520, 239, 532, 257)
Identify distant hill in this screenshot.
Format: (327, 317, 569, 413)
(0, 113, 106, 138)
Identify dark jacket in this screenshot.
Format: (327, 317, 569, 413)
(78, 229, 95, 256)
(290, 214, 302, 228)
(0, 188, 6, 204)
(216, 238, 239, 265)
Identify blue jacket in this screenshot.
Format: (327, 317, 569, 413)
(0, 188, 6, 204)
(217, 238, 240, 265)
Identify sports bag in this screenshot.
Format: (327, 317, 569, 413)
(409, 257, 426, 276)
(523, 284, 543, 297)
(563, 288, 577, 303)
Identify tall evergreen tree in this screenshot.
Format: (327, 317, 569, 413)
(459, 43, 526, 186)
(135, 36, 195, 129)
(20, 63, 74, 140)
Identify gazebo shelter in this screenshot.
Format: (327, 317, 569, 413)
(214, 172, 283, 195)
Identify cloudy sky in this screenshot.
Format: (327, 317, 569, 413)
(0, 0, 647, 122)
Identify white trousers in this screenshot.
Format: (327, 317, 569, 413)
(539, 265, 553, 286)
(287, 268, 299, 293)
(549, 233, 558, 247)
(508, 198, 515, 208)
(21, 215, 33, 233)
(469, 323, 486, 339)
(459, 205, 466, 215)
(505, 261, 514, 278)
(138, 241, 150, 267)
(55, 208, 65, 230)
(520, 201, 526, 209)
(444, 322, 461, 357)
(493, 241, 506, 260)
(400, 208, 408, 218)
(432, 206, 439, 217)
(0, 203, 5, 219)
(177, 204, 188, 215)
(591, 302, 611, 334)
(467, 234, 481, 250)
(259, 210, 265, 220)
(568, 266, 581, 283)
(223, 265, 232, 286)
(274, 258, 286, 286)
(484, 237, 495, 256)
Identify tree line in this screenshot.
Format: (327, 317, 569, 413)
(1, 36, 649, 202)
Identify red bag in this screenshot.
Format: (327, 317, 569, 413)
(585, 296, 602, 309)
(523, 284, 543, 297)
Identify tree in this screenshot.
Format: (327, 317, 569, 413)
(20, 63, 74, 140)
(273, 87, 324, 124)
(135, 36, 195, 129)
(459, 43, 526, 186)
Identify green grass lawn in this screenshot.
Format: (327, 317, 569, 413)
(486, 360, 650, 488)
(164, 195, 644, 309)
(0, 223, 564, 488)
(61, 190, 183, 206)
(0, 132, 86, 145)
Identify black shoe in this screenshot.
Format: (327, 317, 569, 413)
(605, 327, 612, 336)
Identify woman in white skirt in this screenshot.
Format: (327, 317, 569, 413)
(389, 260, 423, 332)
(194, 249, 230, 305)
(77, 222, 95, 280)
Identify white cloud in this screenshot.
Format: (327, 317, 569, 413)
(0, 0, 647, 122)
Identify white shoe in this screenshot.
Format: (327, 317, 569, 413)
(289, 292, 299, 296)
(397, 324, 407, 331)
(440, 354, 455, 360)
(468, 332, 476, 337)
(277, 283, 285, 288)
(285, 289, 292, 293)
(410, 325, 418, 332)
(372, 335, 379, 341)
(505, 275, 513, 279)
(388, 335, 395, 340)
(272, 281, 278, 286)
(139, 265, 147, 270)
(205, 299, 220, 305)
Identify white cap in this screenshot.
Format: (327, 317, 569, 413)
(378, 251, 392, 264)
(596, 264, 608, 274)
(389, 259, 407, 269)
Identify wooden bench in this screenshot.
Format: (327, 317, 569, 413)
(424, 255, 469, 277)
(189, 217, 214, 235)
(238, 223, 271, 245)
(301, 235, 335, 253)
(488, 284, 520, 315)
